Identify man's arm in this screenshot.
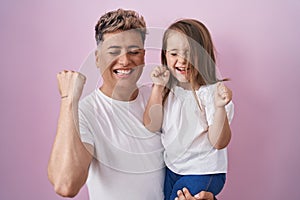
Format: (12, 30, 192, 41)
(48, 71, 93, 197)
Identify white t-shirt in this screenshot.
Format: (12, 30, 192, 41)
(162, 84, 234, 175)
(79, 85, 165, 200)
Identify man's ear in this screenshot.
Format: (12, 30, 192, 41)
(95, 49, 100, 68)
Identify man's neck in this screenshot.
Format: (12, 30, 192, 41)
(99, 85, 139, 101)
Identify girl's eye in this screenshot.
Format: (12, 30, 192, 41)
(169, 52, 177, 56)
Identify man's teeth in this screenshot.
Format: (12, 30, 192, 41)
(115, 69, 132, 74)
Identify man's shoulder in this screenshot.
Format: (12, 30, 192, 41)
(79, 89, 99, 109)
(138, 83, 152, 93)
(137, 83, 152, 101)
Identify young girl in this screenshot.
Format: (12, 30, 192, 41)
(143, 19, 234, 200)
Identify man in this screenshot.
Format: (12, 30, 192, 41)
(48, 9, 215, 200)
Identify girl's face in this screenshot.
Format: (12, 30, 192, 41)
(165, 32, 192, 83)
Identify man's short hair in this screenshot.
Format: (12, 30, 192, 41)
(95, 9, 146, 45)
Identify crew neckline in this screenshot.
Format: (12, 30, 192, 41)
(96, 88, 140, 104)
(173, 84, 208, 93)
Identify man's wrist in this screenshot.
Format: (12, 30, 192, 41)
(60, 96, 79, 108)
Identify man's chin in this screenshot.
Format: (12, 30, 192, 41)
(114, 80, 138, 89)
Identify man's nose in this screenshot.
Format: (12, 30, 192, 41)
(118, 53, 130, 66)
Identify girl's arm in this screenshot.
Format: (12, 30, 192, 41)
(143, 85, 165, 132)
(143, 66, 170, 132)
(208, 82, 233, 149)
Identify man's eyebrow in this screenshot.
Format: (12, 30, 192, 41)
(107, 46, 121, 49)
(107, 45, 142, 50)
(128, 45, 142, 49)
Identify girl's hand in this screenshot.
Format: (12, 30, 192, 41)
(214, 82, 232, 108)
(151, 66, 170, 86)
(57, 70, 86, 102)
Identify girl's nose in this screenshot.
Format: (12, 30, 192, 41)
(177, 55, 187, 65)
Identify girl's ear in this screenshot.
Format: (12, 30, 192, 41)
(164, 49, 167, 56)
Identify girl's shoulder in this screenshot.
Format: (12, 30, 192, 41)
(197, 83, 217, 95)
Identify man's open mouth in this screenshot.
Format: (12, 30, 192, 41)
(113, 69, 134, 76)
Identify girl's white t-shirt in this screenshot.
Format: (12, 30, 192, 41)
(79, 85, 165, 200)
(162, 84, 234, 175)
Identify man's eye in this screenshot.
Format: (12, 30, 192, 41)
(128, 50, 140, 55)
(108, 51, 120, 55)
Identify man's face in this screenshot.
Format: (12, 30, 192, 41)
(95, 30, 145, 93)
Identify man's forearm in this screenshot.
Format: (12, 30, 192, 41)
(48, 99, 92, 197)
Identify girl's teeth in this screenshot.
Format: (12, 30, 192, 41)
(176, 67, 186, 71)
(176, 67, 190, 71)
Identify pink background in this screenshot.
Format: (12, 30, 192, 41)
(1, 0, 300, 199)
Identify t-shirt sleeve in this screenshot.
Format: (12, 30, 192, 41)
(225, 101, 234, 124)
(78, 105, 95, 146)
(204, 85, 234, 126)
